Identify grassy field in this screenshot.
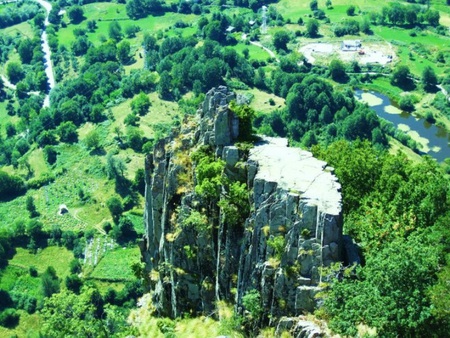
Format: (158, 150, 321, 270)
(88, 246, 140, 281)
(9, 246, 75, 278)
(57, 2, 200, 48)
(132, 314, 243, 338)
(236, 87, 285, 114)
(0, 143, 115, 231)
(1, 21, 34, 39)
(0, 246, 75, 337)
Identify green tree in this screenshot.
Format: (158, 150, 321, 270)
(106, 195, 124, 222)
(405, 6, 418, 26)
(26, 195, 39, 218)
(34, 12, 46, 28)
(424, 9, 440, 26)
(323, 232, 446, 337)
(398, 95, 415, 111)
(126, 127, 143, 151)
(346, 5, 356, 16)
(65, 274, 83, 294)
(194, 155, 225, 200)
(391, 65, 412, 89)
(87, 20, 97, 32)
(72, 36, 90, 56)
(18, 38, 34, 64)
(360, 16, 371, 34)
(40, 288, 115, 337)
(158, 71, 172, 99)
(242, 289, 263, 333)
(15, 81, 28, 99)
(117, 40, 131, 64)
(84, 129, 101, 150)
(48, 4, 61, 24)
(108, 21, 122, 41)
(203, 58, 225, 91)
(273, 31, 290, 51)
(422, 66, 438, 92)
(130, 92, 151, 116)
(126, 0, 148, 19)
(306, 19, 320, 37)
(0, 170, 26, 200)
(43, 146, 57, 165)
(6, 62, 24, 84)
(67, 5, 85, 24)
(124, 24, 140, 38)
(0, 309, 19, 328)
(229, 102, 255, 141)
(310, 0, 318, 11)
(329, 59, 346, 82)
(313, 140, 382, 214)
(26, 219, 43, 241)
(41, 266, 60, 298)
(57, 122, 78, 143)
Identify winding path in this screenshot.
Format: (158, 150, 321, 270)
(242, 33, 279, 63)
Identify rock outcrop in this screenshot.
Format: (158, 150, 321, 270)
(142, 86, 343, 323)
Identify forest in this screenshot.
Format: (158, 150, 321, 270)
(0, 0, 449, 336)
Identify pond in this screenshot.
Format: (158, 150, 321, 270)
(355, 89, 450, 162)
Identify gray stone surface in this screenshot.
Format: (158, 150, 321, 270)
(249, 136, 341, 216)
(276, 316, 327, 338)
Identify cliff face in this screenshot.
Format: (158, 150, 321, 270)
(142, 87, 342, 322)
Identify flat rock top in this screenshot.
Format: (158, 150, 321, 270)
(249, 137, 342, 215)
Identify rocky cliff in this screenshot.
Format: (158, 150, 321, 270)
(142, 86, 343, 323)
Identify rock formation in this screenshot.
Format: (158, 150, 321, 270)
(142, 86, 343, 323)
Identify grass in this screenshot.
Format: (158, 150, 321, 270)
(389, 137, 423, 163)
(0, 265, 25, 290)
(111, 91, 179, 139)
(57, 2, 200, 48)
(88, 246, 140, 281)
(234, 42, 272, 61)
(359, 76, 404, 101)
(1, 21, 34, 39)
(10, 246, 74, 278)
(0, 143, 116, 231)
(27, 148, 49, 178)
(236, 88, 285, 114)
(132, 315, 243, 338)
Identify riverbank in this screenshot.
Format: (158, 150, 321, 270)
(356, 88, 450, 162)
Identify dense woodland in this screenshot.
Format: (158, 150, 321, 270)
(0, 0, 450, 336)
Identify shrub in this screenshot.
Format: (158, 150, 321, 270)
(107, 196, 124, 222)
(0, 309, 19, 328)
(29, 266, 38, 277)
(346, 5, 356, 16)
(0, 170, 26, 199)
(398, 96, 415, 112)
(27, 172, 55, 189)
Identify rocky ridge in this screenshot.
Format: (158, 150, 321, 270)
(141, 86, 343, 324)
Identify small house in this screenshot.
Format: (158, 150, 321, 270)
(226, 26, 235, 33)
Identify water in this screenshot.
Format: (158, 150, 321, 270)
(355, 90, 450, 162)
